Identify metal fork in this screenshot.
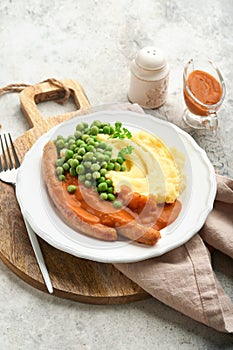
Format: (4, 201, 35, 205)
(0, 133, 53, 294)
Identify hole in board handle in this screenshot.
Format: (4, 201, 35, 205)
(34, 88, 80, 119)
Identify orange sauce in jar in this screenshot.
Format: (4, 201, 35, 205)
(184, 70, 222, 116)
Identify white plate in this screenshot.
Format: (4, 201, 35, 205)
(16, 111, 216, 263)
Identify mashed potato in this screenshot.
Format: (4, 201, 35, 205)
(100, 130, 185, 204)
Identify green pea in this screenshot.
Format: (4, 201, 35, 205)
(101, 161, 108, 169)
(63, 162, 70, 171)
(114, 163, 121, 171)
(107, 162, 114, 170)
(69, 167, 76, 176)
(88, 140, 97, 147)
(98, 182, 108, 192)
(82, 134, 89, 141)
(116, 157, 124, 165)
(106, 179, 112, 186)
(104, 154, 110, 162)
(106, 145, 112, 152)
(76, 164, 86, 175)
(56, 157, 65, 167)
(113, 200, 122, 208)
(58, 174, 66, 181)
(83, 152, 94, 161)
(99, 128, 103, 133)
(121, 165, 126, 171)
(92, 171, 101, 180)
(56, 139, 65, 149)
(65, 149, 74, 160)
(74, 130, 82, 139)
(86, 137, 94, 143)
(68, 139, 75, 147)
(82, 122, 89, 128)
(98, 142, 107, 149)
(98, 176, 106, 183)
(100, 168, 107, 176)
(96, 153, 105, 162)
(108, 193, 115, 201)
(72, 153, 78, 160)
(56, 135, 64, 140)
(92, 120, 102, 128)
(91, 163, 101, 172)
(105, 151, 112, 157)
(69, 143, 77, 151)
(100, 192, 108, 200)
(85, 173, 92, 181)
(107, 187, 114, 194)
(78, 174, 86, 182)
(76, 123, 85, 131)
(84, 180, 92, 188)
(56, 167, 64, 175)
(83, 161, 92, 169)
(90, 126, 99, 135)
(70, 159, 79, 168)
(76, 139, 85, 147)
(109, 126, 115, 135)
(86, 144, 94, 152)
(78, 147, 86, 156)
(75, 155, 83, 162)
(67, 185, 77, 193)
(103, 125, 110, 134)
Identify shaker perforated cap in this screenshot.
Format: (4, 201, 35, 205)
(135, 47, 166, 70)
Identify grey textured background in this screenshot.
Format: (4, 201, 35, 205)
(0, 0, 233, 349)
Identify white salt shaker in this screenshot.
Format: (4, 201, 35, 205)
(128, 46, 169, 109)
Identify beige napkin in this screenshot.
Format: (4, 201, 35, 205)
(113, 103, 233, 333)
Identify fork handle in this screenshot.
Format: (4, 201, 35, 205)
(23, 217, 54, 294)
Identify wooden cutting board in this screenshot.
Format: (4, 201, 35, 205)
(0, 79, 149, 304)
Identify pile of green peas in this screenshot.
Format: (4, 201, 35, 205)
(53, 120, 127, 208)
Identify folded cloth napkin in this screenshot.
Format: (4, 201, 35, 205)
(113, 103, 233, 333)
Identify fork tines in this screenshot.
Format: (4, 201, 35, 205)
(0, 133, 20, 171)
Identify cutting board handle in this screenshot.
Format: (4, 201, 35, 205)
(20, 79, 91, 130)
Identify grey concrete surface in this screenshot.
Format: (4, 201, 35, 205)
(0, 0, 233, 349)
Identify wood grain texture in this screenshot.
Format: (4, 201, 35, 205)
(0, 79, 149, 304)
